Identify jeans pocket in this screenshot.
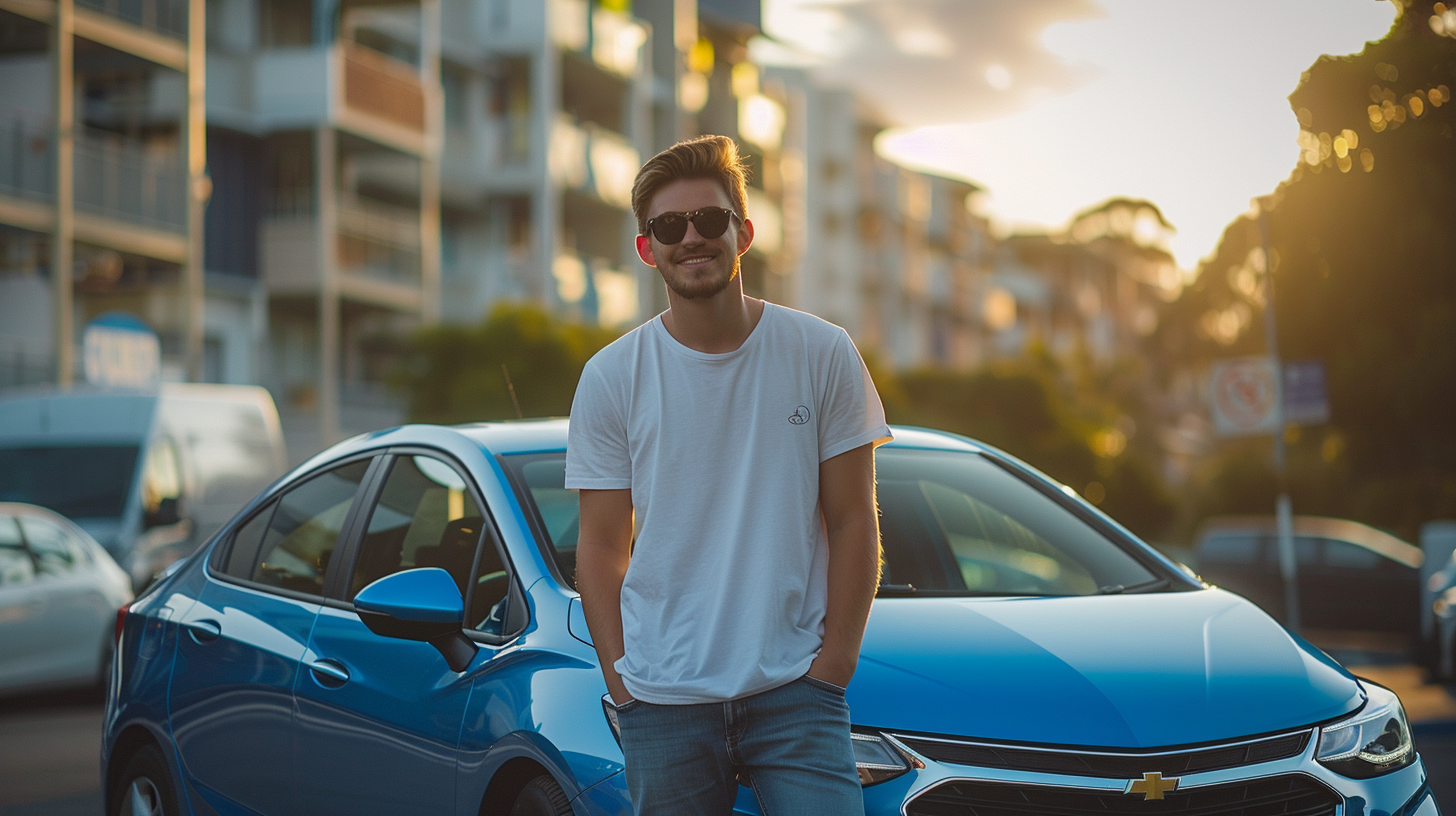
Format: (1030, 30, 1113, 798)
(613, 698, 643, 713)
(801, 674, 848, 696)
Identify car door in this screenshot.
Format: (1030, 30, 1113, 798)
(292, 451, 513, 816)
(17, 514, 109, 684)
(168, 456, 375, 816)
(0, 513, 47, 690)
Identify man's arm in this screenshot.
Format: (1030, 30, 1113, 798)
(575, 488, 635, 705)
(807, 443, 881, 688)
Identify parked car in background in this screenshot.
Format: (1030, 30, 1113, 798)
(0, 502, 132, 696)
(0, 384, 287, 588)
(104, 422, 1436, 816)
(1429, 551, 1456, 679)
(1192, 515, 1423, 634)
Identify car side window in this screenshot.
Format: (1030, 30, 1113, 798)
(1198, 534, 1259, 565)
(251, 459, 371, 596)
(221, 500, 278, 579)
(0, 516, 34, 587)
(18, 517, 80, 577)
(348, 455, 513, 636)
(1324, 539, 1383, 569)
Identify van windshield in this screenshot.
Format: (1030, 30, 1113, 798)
(0, 445, 140, 519)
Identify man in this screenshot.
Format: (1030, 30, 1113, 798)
(567, 135, 891, 816)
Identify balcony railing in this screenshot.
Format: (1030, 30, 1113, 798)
(0, 121, 53, 202)
(75, 130, 185, 231)
(549, 115, 638, 209)
(77, 0, 188, 40)
(341, 43, 425, 134)
(336, 196, 421, 288)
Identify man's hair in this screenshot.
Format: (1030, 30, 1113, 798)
(631, 135, 750, 235)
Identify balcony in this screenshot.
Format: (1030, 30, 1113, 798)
(77, 0, 187, 41)
(0, 120, 52, 204)
(340, 42, 424, 133)
(548, 115, 637, 209)
(249, 43, 427, 155)
(261, 194, 422, 312)
(551, 0, 647, 78)
(74, 130, 185, 232)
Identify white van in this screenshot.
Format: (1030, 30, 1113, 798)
(0, 384, 287, 587)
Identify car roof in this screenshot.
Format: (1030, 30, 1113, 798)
(1195, 515, 1422, 569)
(449, 419, 986, 457)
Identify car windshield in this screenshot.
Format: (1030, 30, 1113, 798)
(502, 447, 1162, 597)
(0, 445, 140, 519)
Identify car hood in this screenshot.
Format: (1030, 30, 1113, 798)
(851, 588, 1362, 748)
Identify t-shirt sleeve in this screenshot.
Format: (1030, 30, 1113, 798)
(817, 329, 893, 462)
(565, 363, 633, 489)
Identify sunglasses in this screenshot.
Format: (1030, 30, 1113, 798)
(644, 207, 741, 244)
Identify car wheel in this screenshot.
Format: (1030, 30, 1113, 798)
(109, 745, 177, 816)
(508, 774, 573, 816)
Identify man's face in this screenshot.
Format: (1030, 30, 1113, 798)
(636, 178, 754, 301)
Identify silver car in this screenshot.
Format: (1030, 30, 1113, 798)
(0, 502, 133, 696)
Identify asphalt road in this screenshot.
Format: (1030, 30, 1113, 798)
(0, 674, 1452, 815)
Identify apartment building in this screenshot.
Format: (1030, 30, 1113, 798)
(0, 0, 211, 388)
(201, 0, 443, 456)
(988, 199, 1181, 367)
(766, 66, 997, 371)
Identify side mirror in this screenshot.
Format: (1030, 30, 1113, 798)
(144, 497, 182, 530)
(354, 568, 478, 672)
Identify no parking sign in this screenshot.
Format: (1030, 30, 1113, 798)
(1209, 356, 1281, 438)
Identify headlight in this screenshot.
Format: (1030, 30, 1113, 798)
(852, 732, 920, 786)
(1316, 682, 1416, 779)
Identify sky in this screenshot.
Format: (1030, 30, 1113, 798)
(754, 0, 1399, 270)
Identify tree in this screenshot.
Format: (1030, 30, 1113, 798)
(394, 304, 619, 424)
(1159, 0, 1456, 538)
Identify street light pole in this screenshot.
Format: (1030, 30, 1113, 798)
(1258, 205, 1299, 632)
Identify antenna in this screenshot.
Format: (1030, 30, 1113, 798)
(501, 364, 523, 419)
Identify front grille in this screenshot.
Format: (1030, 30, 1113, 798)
(892, 731, 1310, 779)
(905, 774, 1339, 816)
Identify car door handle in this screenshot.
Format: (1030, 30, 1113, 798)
(306, 658, 350, 687)
(185, 620, 221, 644)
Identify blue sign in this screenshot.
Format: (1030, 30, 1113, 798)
(83, 311, 160, 388)
(1283, 359, 1330, 425)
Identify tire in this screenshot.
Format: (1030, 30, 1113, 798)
(508, 774, 574, 816)
(109, 745, 178, 816)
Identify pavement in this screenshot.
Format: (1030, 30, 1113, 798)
(0, 632, 1451, 815)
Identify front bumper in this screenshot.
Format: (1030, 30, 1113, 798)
(853, 729, 1435, 816)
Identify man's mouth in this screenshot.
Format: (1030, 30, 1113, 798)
(675, 253, 716, 267)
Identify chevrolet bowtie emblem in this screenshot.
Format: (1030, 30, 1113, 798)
(1126, 772, 1180, 801)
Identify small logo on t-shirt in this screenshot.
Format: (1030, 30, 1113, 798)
(789, 405, 811, 425)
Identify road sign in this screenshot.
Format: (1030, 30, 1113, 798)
(1209, 356, 1281, 438)
(83, 312, 160, 388)
(1282, 359, 1330, 425)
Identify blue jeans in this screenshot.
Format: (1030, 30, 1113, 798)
(615, 675, 865, 816)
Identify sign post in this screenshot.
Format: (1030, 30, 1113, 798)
(1259, 208, 1298, 632)
(82, 312, 161, 389)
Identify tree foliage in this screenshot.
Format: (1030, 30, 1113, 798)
(394, 304, 619, 424)
(1159, 0, 1456, 538)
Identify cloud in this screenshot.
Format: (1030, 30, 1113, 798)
(762, 0, 1106, 126)
(762, 0, 1397, 268)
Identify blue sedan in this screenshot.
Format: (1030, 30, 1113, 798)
(103, 421, 1438, 816)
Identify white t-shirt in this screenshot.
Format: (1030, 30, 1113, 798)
(565, 302, 891, 704)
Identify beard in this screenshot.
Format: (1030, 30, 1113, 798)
(661, 251, 739, 300)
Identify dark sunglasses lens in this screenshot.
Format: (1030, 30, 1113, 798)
(693, 209, 731, 239)
(651, 214, 688, 244)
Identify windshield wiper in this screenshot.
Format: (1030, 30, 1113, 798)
(876, 583, 918, 596)
(1106, 578, 1171, 594)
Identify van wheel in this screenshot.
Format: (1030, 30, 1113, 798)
(508, 775, 573, 816)
(109, 745, 177, 816)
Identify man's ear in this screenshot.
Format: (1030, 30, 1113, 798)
(736, 218, 755, 257)
(635, 234, 657, 267)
